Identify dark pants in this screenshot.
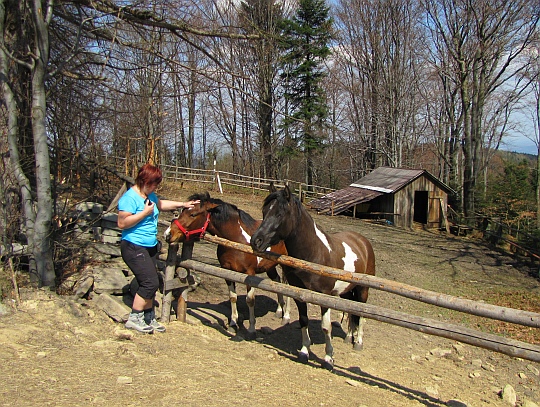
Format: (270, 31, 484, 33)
(121, 240, 159, 300)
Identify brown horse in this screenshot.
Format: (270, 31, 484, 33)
(164, 192, 290, 339)
(251, 185, 375, 370)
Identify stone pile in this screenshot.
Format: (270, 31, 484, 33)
(75, 202, 122, 244)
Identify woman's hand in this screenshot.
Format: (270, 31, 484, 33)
(182, 200, 200, 209)
(142, 199, 155, 216)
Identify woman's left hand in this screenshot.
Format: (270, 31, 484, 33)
(182, 200, 200, 209)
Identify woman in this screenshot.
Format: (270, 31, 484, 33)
(117, 164, 199, 333)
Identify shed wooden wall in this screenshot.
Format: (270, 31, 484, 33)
(392, 175, 448, 229)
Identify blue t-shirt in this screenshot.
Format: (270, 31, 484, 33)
(118, 188, 159, 247)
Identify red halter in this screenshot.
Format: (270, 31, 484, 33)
(172, 213, 211, 242)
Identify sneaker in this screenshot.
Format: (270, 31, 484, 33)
(144, 309, 166, 333)
(125, 311, 154, 334)
(148, 318, 166, 333)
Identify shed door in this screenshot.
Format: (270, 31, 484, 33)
(413, 191, 428, 224)
(427, 192, 443, 228)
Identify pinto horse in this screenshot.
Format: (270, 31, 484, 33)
(164, 192, 290, 339)
(250, 185, 375, 370)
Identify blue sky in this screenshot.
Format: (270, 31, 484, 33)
(501, 136, 537, 155)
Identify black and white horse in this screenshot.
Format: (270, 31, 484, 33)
(251, 185, 375, 370)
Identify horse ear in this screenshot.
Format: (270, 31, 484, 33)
(284, 184, 291, 201)
(207, 202, 220, 212)
(269, 181, 276, 193)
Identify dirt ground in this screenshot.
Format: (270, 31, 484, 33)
(2, 187, 540, 407)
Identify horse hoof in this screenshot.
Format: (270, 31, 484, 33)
(244, 330, 257, 341)
(281, 316, 291, 326)
(227, 324, 239, 335)
(343, 335, 353, 344)
(275, 310, 283, 319)
(353, 342, 364, 351)
(321, 359, 334, 371)
(297, 352, 309, 364)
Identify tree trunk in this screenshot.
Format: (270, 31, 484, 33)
(0, 0, 39, 281)
(31, 0, 55, 287)
(537, 142, 540, 230)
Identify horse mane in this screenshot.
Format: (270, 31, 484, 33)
(263, 189, 304, 218)
(188, 192, 258, 230)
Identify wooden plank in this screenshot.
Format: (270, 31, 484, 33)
(439, 198, 450, 234)
(203, 234, 540, 328)
(179, 258, 540, 363)
(161, 242, 179, 323)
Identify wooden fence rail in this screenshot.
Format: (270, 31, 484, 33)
(177, 258, 540, 363)
(103, 155, 335, 202)
(161, 234, 540, 363)
(202, 235, 540, 328)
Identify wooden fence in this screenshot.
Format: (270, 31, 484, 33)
(161, 234, 540, 363)
(103, 155, 335, 202)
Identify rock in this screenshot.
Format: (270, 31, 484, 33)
(93, 266, 131, 295)
(73, 274, 94, 298)
(0, 302, 11, 316)
(500, 384, 517, 406)
(116, 376, 133, 384)
(114, 327, 135, 340)
(76, 202, 100, 212)
(522, 400, 539, 407)
(452, 343, 465, 354)
(527, 364, 540, 376)
(91, 203, 104, 214)
(430, 347, 452, 358)
(93, 293, 130, 322)
(471, 359, 483, 367)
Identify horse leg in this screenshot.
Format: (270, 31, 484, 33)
(245, 284, 257, 340)
(349, 314, 365, 351)
(226, 280, 239, 334)
(320, 306, 334, 371)
(280, 295, 291, 326)
(269, 266, 290, 325)
(296, 300, 311, 364)
(348, 286, 368, 351)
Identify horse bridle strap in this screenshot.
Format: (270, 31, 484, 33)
(173, 213, 211, 242)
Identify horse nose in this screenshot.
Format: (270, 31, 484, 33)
(251, 235, 263, 251)
(164, 227, 171, 243)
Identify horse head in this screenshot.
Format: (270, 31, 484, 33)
(251, 184, 296, 253)
(164, 192, 219, 243)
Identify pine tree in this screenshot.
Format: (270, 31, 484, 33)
(279, 0, 333, 187)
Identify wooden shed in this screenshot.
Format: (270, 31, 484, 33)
(309, 167, 454, 229)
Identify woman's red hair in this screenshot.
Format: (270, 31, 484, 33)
(135, 164, 163, 189)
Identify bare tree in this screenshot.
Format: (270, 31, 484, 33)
(334, 0, 424, 171)
(423, 0, 538, 219)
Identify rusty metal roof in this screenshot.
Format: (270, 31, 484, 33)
(350, 167, 425, 192)
(308, 166, 453, 215)
(307, 186, 383, 214)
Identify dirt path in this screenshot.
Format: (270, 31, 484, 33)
(1, 189, 540, 407)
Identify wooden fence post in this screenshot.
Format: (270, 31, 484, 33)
(161, 242, 178, 323)
(176, 241, 194, 322)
